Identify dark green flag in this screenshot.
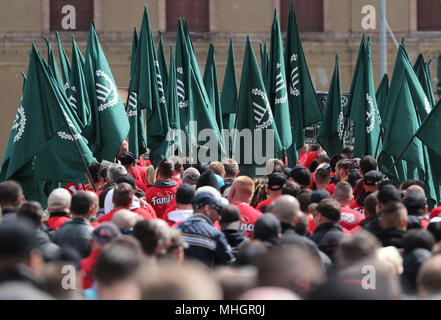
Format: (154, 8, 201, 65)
(284, 1, 323, 166)
(234, 36, 283, 177)
(260, 42, 270, 95)
(269, 9, 292, 153)
(84, 22, 130, 161)
(414, 54, 436, 108)
(56, 31, 71, 88)
(157, 31, 169, 95)
(128, 5, 169, 167)
(376, 73, 389, 121)
(346, 36, 381, 158)
(317, 54, 344, 156)
(203, 43, 224, 133)
(45, 37, 64, 90)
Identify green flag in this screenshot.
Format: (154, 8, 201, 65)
(220, 37, 238, 155)
(376, 74, 389, 121)
(56, 31, 71, 88)
(157, 31, 169, 95)
(416, 99, 441, 158)
(167, 45, 182, 154)
(382, 44, 437, 206)
(269, 9, 292, 153)
(414, 54, 436, 108)
(317, 54, 344, 156)
(234, 36, 283, 177)
(203, 43, 224, 133)
(45, 37, 64, 90)
(0, 44, 73, 181)
(260, 42, 270, 95)
(129, 5, 169, 167)
(284, 1, 323, 166)
(346, 36, 381, 158)
(84, 22, 130, 161)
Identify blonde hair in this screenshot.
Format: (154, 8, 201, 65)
(376, 246, 403, 275)
(146, 166, 156, 186)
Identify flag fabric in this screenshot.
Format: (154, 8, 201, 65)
(157, 31, 169, 95)
(414, 54, 436, 108)
(416, 98, 441, 158)
(0, 44, 75, 181)
(317, 54, 344, 156)
(56, 31, 71, 88)
(45, 37, 64, 90)
(220, 37, 238, 155)
(128, 5, 169, 167)
(127, 27, 147, 159)
(167, 44, 182, 154)
(269, 9, 292, 153)
(260, 42, 270, 95)
(376, 74, 389, 121)
(203, 43, 224, 133)
(234, 36, 282, 177)
(382, 44, 437, 207)
(84, 22, 130, 162)
(346, 36, 381, 158)
(284, 1, 323, 166)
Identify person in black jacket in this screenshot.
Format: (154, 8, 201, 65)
(308, 198, 347, 262)
(377, 201, 408, 249)
(219, 205, 249, 256)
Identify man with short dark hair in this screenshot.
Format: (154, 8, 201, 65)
(256, 172, 286, 213)
(177, 192, 235, 266)
(418, 255, 441, 299)
(353, 155, 378, 198)
(403, 192, 429, 230)
(334, 159, 352, 183)
(168, 156, 184, 186)
(145, 159, 179, 219)
(314, 167, 335, 195)
(281, 181, 301, 198)
(165, 183, 195, 226)
(288, 165, 311, 189)
(219, 205, 249, 256)
(350, 170, 383, 213)
(119, 151, 149, 194)
(333, 182, 365, 231)
(308, 198, 347, 262)
(51, 191, 98, 258)
(132, 220, 164, 260)
(377, 201, 408, 249)
(0, 180, 24, 224)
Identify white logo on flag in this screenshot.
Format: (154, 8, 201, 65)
(338, 111, 344, 140)
(155, 61, 166, 104)
(127, 92, 137, 117)
(12, 104, 26, 143)
(289, 65, 300, 97)
(57, 111, 81, 141)
(274, 70, 288, 105)
(252, 88, 273, 130)
(176, 66, 189, 108)
(95, 70, 118, 112)
(366, 94, 376, 134)
(424, 96, 431, 114)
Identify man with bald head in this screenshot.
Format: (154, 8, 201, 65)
(51, 191, 99, 258)
(228, 176, 263, 239)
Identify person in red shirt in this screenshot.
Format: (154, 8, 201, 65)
(98, 183, 155, 223)
(297, 145, 309, 166)
(118, 151, 149, 194)
(228, 176, 263, 239)
(304, 144, 321, 170)
(334, 158, 352, 184)
(44, 188, 72, 232)
(145, 159, 179, 220)
(349, 170, 383, 213)
(165, 183, 195, 227)
(314, 167, 335, 196)
(81, 222, 121, 290)
(353, 156, 378, 199)
(256, 172, 286, 213)
(169, 156, 184, 186)
(333, 182, 365, 231)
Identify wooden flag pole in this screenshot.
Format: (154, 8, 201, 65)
(385, 132, 418, 176)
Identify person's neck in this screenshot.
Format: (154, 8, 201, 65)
(225, 176, 236, 180)
(268, 191, 281, 199)
(72, 214, 89, 220)
(173, 173, 181, 179)
(1, 204, 15, 210)
(177, 203, 193, 210)
(316, 183, 329, 190)
(338, 201, 351, 208)
(230, 197, 250, 204)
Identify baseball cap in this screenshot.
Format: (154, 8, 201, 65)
(253, 213, 282, 245)
(310, 189, 331, 204)
(47, 188, 71, 211)
(192, 192, 227, 210)
(183, 167, 200, 186)
(118, 151, 138, 166)
(116, 174, 137, 189)
(364, 170, 384, 186)
(377, 185, 402, 205)
(176, 183, 196, 205)
(91, 222, 121, 244)
(316, 199, 341, 222)
(403, 192, 426, 215)
(289, 165, 311, 186)
(268, 172, 287, 191)
(219, 205, 241, 230)
(0, 222, 39, 258)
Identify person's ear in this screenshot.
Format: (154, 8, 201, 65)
(18, 194, 25, 206)
(28, 249, 44, 275)
(378, 217, 384, 228)
(402, 218, 408, 230)
(425, 205, 428, 215)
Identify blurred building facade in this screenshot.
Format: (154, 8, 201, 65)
(0, 0, 440, 157)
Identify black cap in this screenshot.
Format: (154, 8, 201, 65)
(0, 222, 39, 259)
(118, 151, 138, 166)
(176, 183, 196, 205)
(268, 172, 287, 191)
(116, 174, 136, 189)
(192, 192, 226, 210)
(289, 165, 311, 186)
(310, 189, 331, 204)
(253, 213, 282, 245)
(377, 185, 402, 205)
(404, 192, 426, 215)
(363, 170, 384, 186)
(219, 205, 242, 230)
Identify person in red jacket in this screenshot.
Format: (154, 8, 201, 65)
(169, 156, 184, 186)
(44, 188, 72, 232)
(98, 183, 155, 223)
(145, 159, 179, 220)
(228, 176, 263, 239)
(333, 182, 365, 231)
(353, 156, 378, 199)
(256, 172, 286, 213)
(81, 222, 121, 290)
(118, 151, 149, 194)
(314, 167, 336, 196)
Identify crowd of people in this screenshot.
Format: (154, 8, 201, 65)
(2, 141, 441, 300)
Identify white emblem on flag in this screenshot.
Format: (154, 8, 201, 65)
(290, 66, 300, 97)
(127, 92, 137, 117)
(366, 94, 376, 134)
(12, 104, 26, 143)
(252, 88, 273, 130)
(338, 111, 344, 140)
(274, 69, 288, 105)
(424, 96, 431, 114)
(57, 112, 81, 141)
(95, 70, 118, 112)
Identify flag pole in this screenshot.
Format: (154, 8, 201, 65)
(64, 119, 97, 193)
(385, 131, 418, 176)
(374, 126, 384, 158)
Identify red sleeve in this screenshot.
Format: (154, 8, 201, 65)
(304, 152, 318, 170)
